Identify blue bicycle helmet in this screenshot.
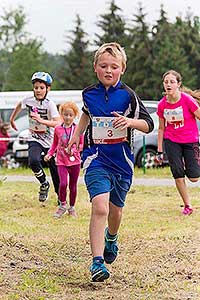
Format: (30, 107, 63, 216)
(31, 72, 53, 86)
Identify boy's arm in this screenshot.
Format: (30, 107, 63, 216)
(10, 102, 22, 131)
(112, 111, 151, 133)
(30, 114, 61, 128)
(68, 112, 89, 152)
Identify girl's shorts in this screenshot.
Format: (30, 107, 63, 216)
(84, 168, 132, 207)
(164, 139, 200, 179)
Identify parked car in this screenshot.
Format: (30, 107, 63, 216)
(1, 90, 82, 168)
(12, 100, 165, 168)
(134, 111, 168, 168)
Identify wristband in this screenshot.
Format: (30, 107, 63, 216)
(157, 151, 163, 155)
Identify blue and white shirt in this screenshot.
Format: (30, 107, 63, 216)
(82, 81, 154, 179)
(21, 96, 59, 148)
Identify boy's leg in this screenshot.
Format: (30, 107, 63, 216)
(90, 193, 109, 256)
(103, 175, 131, 264)
(108, 202, 122, 234)
(28, 142, 50, 202)
(28, 142, 46, 184)
(89, 193, 110, 281)
(48, 156, 60, 197)
(104, 202, 122, 264)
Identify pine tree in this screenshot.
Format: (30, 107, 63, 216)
(57, 14, 94, 90)
(94, 0, 128, 47)
(125, 3, 152, 99)
(175, 12, 200, 88)
(150, 5, 197, 99)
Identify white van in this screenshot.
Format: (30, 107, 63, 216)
(0, 90, 82, 167)
(0, 90, 82, 121)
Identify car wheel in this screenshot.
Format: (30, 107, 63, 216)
(136, 148, 157, 168)
(2, 150, 20, 169)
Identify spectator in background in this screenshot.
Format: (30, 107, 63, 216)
(0, 122, 10, 158)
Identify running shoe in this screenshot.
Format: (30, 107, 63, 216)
(54, 206, 67, 218)
(103, 227, 118, 264)
(90, 259, 110, 282)
(182, 205, 193, 215)
(39, 181, 50, 202)
(68, 207, 77, 217)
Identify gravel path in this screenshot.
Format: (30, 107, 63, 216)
(2, 175, 200, 187)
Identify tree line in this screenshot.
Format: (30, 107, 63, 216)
(0, 0, 200, 100)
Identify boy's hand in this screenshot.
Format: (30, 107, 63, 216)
(10, 119, 17, 131)
(112, 111, 131, 130)
(44, 154, 51, 162)
(67, 135, 80, 154)
(30, 112, 43, 123)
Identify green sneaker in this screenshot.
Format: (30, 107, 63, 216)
(90, 259, 110, 282)
(103, 227, 118, 264)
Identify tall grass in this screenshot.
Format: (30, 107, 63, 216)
(0, 179, 200, 299)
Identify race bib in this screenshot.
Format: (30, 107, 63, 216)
(164, 106, 184, 128)
(92, 116, 127, 144)
(29, 116, 47, 133)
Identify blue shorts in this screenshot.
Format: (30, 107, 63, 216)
(84, 168, 132, 207)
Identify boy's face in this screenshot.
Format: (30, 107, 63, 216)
(94, 52, 125, 89)
(33, 81, 50, 100)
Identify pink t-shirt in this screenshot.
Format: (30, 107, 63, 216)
(157, 92, 199, 143)
(48, 123, 84, 166)
(0, 132, 10, 157)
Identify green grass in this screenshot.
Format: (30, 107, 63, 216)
(0, 175, 200, 299)
(0, 165, 172, 178)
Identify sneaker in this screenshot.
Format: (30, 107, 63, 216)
(103, 227, 118, 264)
(90, 259, 110, 282)
(68, 207, 77, 217)
(182, 205, 193, 215)
(54, 206, 67, 218)
(39, 181, 50, 202)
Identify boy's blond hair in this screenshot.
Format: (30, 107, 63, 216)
(94, 42, 127, 70)
(59, 101, 79, 117)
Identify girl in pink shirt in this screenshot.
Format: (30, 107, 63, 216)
(156, 70, 200, 215)
(45, 102, 84, 218)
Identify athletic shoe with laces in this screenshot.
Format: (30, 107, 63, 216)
(90, 259, 110, 282)
(182, 205, 193, 215)
(39, 181, 50, 202)
(54, 206, 67, 218)
(103, 227, 118, 264)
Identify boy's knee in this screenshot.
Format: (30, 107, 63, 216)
(28, 157, 41, 171)
(93, 202, 109, 217)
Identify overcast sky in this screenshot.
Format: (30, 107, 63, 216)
(0, 0, 199, 54)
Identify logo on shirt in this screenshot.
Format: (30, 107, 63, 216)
(164, 106, 184, 129)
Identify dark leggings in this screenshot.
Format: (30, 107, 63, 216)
(28, 141, 59, 195)
(57, 164, 81, 207)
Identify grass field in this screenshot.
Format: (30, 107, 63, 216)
(0, 167, 200, 299)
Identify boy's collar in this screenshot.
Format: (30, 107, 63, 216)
(98, 80, 122, 91)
